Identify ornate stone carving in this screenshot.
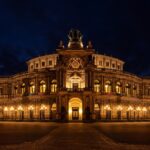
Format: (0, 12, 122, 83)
(68, 57, 83, 69)
(68, 29, 83, 42)
(67, 29, 84, 48)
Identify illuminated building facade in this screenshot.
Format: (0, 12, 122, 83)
(0, 29, 150, 121)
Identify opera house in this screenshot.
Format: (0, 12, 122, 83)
(0, 29, 150, 121)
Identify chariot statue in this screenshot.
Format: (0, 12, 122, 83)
(67, 29, 83, 48)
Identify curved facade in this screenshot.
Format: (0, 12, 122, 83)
(0, 29, 150, 121)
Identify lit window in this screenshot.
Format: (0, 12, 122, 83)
(30, 82, 35, 94)
(125, 83, 130, 96)
(40, 80, 46, 93)
(94, 80, 100, 92)
(51, 103, 57, 111)
(21, 83, 26, 94)
(51, 80, 57, 93)
(105, 81, 111, 93)
(94, 104, 100, 111)
(14, 85, 18, 95)
(116, 82, 121, 94)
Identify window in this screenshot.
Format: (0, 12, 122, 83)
(51, 80, 57, 92)
(14, 85, 18, 95)
(99, 61, 102, 66)
(51, 103, 57, 111)
(35, 63, 39, 68)
(117, 64, 120, 70)
(112, 63, 115, 68)
(125, 84, 130, 96)
(106, 62, 109, 67)
(29, 82, 35, 94)
(0, 88, 3, 95)
(105, 81, 111, 93)
(42, 61, 45, 67)
(21, 83, 26, 94)
(30, 65, 34, 70)
(94, 104, 100, 111)
(94, 80, 100, 92)
(116, 82, 121, 94)
(49, 60, 52, 66)
(133, 85, 137, 96)
(40, 80, 46, 93)
(104, 105, 111, 120)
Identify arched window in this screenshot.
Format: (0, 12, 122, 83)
(29, 82, 35, 94)
(18, 106, 24, 120)
(51, 80, 57, 93)
(14, 85, 18, 95)
(127, 105, 134, 120)
(116, 82, 121, 94)
(40, 104, 47, 120)
(125, 83, 130, 96)
(142, 107, 147, 119)
(117, 105, 123, 120)
(104, 105, 111, 120)
(51, 103, 57, 120)
(133, 85, 137, 96)
(94, 104, 100, 111)
(105, 81, 111, 93)
(94, 80, 100, 92)
(51, 103, 57, 111)
(21, 83, 26, 94)
(40, 80, 46, 93)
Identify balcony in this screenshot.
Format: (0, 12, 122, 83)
(67, 88, 84, 92)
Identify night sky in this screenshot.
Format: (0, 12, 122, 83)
(0, 0, 150, 76)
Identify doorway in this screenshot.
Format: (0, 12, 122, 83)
(68, 98, 82, 120)
(72, 107, 79, 120)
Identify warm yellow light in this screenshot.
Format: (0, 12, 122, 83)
(4, 107, 8, 111)
(117, 105, 123, 111)
(51, 103, 57, 111)
(136, 106, 141, 111)
(10, 106, 14, 111)
(28, 105, 34, 110)
(94, 104, 100, 111)
(68, 108, 72, 114)
(105, 85, 108, 88)
(18, 106, 23, 111)
(40, 104, 47, 110)
(142, 107, 147, 112)
(79, 108, 82, 114)
(128, 106, 133, 111)
(104, 105, 111, 110)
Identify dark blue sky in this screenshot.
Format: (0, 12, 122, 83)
(0, 0, 150, 76)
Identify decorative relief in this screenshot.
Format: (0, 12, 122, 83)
(68, 57, 83, 69)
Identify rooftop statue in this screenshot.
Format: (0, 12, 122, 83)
(68, 29, 83, 42)
(68, 29, 83, 48)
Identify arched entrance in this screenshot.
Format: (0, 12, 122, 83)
(68, 98, 82, 120)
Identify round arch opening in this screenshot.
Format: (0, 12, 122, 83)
(68, 98, 82, 120)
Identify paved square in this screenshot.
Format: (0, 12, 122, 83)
(0, 122, 149, 150)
